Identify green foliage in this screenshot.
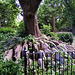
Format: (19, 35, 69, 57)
(0, 33, 13, 52)
(0, 33, 24, 52)
(40, 24, 59, 40)
(0, 0, 20, 27)
(24, 34, 35, 42)
(56, 0, 75, 30)
(50, 32, 59, 40)
(0, 27, 15, 34)
(16, 20, 27, 37)
(0, 33, 15, 41)
(64, 0, 75, 26)
(57, 32, 73, 44)
(0, 59, 24, 75)
(37, 0, 64, 30)
(37, 3, 52, 28)
(37, 0, 75, 31)
(41, 24, 52, 36)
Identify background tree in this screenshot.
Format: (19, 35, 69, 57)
(0, 0, 19, 28)
(37, 0, 64, 32)
(64, 0, 75, 35)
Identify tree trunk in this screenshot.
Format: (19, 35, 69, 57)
(72, 24, 75, 35)
(19, 0, 42, 37)
(1, 10, 5, 27)
(52, 14, 55, 32)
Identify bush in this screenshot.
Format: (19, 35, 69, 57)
(57, 32, 73, 44)
(50, 32, 59, 40)
(40, 24, 52, 36)
(0, 59, 23, 75)
(0, 27, 15, 34)
(16, 20, 27, 37)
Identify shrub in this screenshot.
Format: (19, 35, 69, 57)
(50, 32, 59, 40)
(40, 24, 52, 36)
(57, 32, 73, 44)
(0, 27, 15, 34)
(0, 59, 23, 75)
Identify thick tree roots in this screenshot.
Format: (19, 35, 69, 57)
(4, 35, 75, 71)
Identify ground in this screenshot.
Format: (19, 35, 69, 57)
(72, 36, 75, 47)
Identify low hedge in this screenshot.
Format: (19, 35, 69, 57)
(49, 32, 59, 40)
(57, 32, 73, 44)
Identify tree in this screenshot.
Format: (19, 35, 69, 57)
(64, 0, 75, 35)
(0, 0, 19, 27)
(18, 0, 42, 37)
(37, 0, 64, 32)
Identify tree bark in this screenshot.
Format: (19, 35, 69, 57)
(19, 0, 42, 37)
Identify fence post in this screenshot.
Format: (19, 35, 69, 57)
(23, 47, 27, 75)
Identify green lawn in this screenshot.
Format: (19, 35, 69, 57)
(72, 36, 75, 47)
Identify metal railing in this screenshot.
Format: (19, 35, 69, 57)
(23, 48, 75, 75)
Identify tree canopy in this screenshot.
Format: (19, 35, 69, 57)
(0, 0, 19, 27)
(37, 0, 75, 31)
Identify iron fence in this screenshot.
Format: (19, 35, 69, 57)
(23, 48, 75, 75)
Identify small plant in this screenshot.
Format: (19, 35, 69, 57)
(50, 32, 59, 40)
(24, 34, 36, 43)
(40, 24, 52, 36)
